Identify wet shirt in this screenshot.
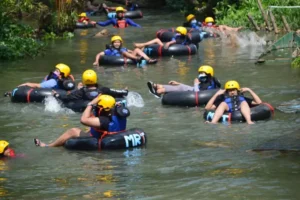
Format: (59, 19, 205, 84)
(40, 79, 57, 89)
(171, 34, 192, 45)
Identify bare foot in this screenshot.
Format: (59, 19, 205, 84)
(34, 138, 48, 147)
(247, 121, 255, 125)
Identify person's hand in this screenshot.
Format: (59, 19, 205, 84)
(240, 88, 251, 93)
(90, 94, 102, 105)
(216, 89, 226, 95)
(93, 61, 99, 66)
(77, 82, 83, 89)
(164, 43, 169, 49)
(168, 80, 180, 85)
(194, 78, 200, 85)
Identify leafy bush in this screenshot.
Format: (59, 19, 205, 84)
(291, 57, 300, 69)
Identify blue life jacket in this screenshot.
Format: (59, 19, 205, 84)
(198, 78, 217, 90)
(224, 95, 246, 113)
(127, 4, 138, 11)
(174, 34, 189, 45)
(90, 107, 128, 138)
(105, 46, 127, 57)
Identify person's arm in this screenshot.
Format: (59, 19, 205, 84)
(18, 82, 41, 88)
(80, 95, 102, 127)
(93, 51, 105, 66)
(204, 89, 225, 110)
(241, 88, 262, 105)
(97, 19, 114, 26)
(100, 87, 128, 98)
(126, 19, 141, 28)
(164, 40, 176, 49)
(54, 88, 84, 102)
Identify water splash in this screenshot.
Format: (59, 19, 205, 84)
(44, 96, 74, 114)
(126, 92, 144, 107)
(220, 31, 266, 47)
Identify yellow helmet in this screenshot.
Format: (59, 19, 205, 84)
(78, 12, 87, 17)
(82, 69, 97, 85)
(198, 65, 214, 76)
(111, 35, 123, 43)
(186, 14, 195, 22)
(0, 140, 9, 154)
(205, 17, 214, 23)
(116, 7, 125, 12)
(176, 26, 187, 36)
(55, 63, 70, 77)
(224, 80, 240, 90)
(98, 95, 116, 111)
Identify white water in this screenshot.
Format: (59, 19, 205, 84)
(126, 91, 145, 108)
(220, 31, 267, 47)
(44, 96, 74, 114)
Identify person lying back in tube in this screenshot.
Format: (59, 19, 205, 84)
(18, 63, 75, 91)
(93, 35, 157, 66)
(147, 65, 221, 98)
(34, 95, 130, 147)
(53, 69, 128, 101)
(202, 17, 243, 36)
(183, 14, 203, 31)
(0, 140, 15, 158)
(134, 26, 192, 50)
(204, 80, 262, 125)
(103, 0, 139, 12)
(78, 12, 96, 26)
(97, 7, 141, 28)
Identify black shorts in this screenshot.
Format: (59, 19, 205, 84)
(79, 131, 91, 137)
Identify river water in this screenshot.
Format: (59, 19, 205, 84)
(0, 10, 300, 200)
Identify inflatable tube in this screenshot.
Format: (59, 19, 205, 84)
(63, 98, 127, 113)
(143, 44, 197, 57)
(107, 10, 143, 19)
(203, 103, 274, 123)
(156, 29, 202, 44)
(161, 89, 218, 107)
(98, 55, 135, 66)
(10, 86, 69, 103)
(158, 28, 216, 39)
(75, 22, 96, 29)
(64, 128, 146, 150)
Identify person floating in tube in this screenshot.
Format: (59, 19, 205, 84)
(17, 63, 75, 90)
(134, 26, 192, 50)
(53, 69, 128, 101)
(0, 140, 16, 158)
(103, 0, 139, 12)
(93, 35, 157, 67)
(147, 65, 221, 98)
(204, 80, 262, 125)
(34, 95, 130, 147)
(183, 14, 203, 31)
(202, 17, 243, 36)
(97, 7, 141, 28)
(78, 12, 96, 26)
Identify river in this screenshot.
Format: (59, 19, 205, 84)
(0, 9, 300, 199)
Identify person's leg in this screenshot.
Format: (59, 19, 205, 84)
(207, 102, 229, 124)
(34, 128, 82, 147)
(134, 38, 164, 49)
(240, 101, 254, 124)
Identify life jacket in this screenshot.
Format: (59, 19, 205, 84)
(82, 87, 100, 100)
(198, 77, 218, 90)
(224, 95, 246, 113)
(105, 45, 127, 56)
(78, 17, 90, 23)
(114, 19, 128, 28)
(90, 105, 130, 139)
(174, 34, 189, 45)
(43, 72, 75, 90)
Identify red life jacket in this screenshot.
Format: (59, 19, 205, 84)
(78, 17, 90, 23)
(114, 19, 128, 28)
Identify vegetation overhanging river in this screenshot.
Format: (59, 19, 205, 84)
(0, 10, 299, 199)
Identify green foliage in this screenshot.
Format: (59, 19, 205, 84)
(291, 57, 300, 69)
(0, 10, 44, 60)
(215, 0, 300, 30)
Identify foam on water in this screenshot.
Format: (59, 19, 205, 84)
(44, 96, 74, 114)
(220, 31, 267, 47)
(126, 91, 145, 108)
